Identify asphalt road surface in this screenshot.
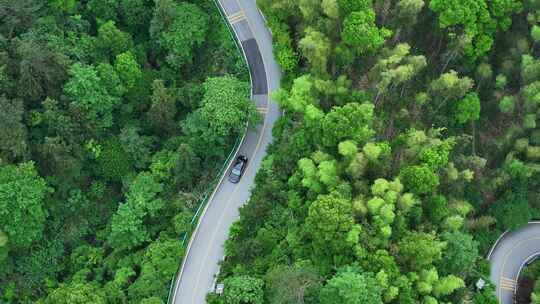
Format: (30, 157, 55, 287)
(170, 0, 281, 303)
(489, 222, 540, 303)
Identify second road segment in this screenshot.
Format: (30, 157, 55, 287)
(171, 0, 281, 303)
(489, 222, 540, 304)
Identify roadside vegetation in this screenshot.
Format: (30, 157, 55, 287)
(518, 261, 540, 303)
(0, 0, 252, 303)
(211, 0, 540, 303)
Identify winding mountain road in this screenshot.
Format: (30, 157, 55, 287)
(170, 0, 280, 303)
(489, 222, 540, 304)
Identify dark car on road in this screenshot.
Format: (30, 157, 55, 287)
(228, 155, 248, 183)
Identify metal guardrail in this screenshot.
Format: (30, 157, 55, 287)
(165, 0, 253, 302)
(165, 129, 247, 303)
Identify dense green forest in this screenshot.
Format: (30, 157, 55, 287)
(0, 0, 255, 303)
(210, 0, 540, 303)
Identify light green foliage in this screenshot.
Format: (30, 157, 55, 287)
(199, 76, 257, 138)
(108, 172, 164, 251)
(400, 165, 440, 194)
(430, 70, 474, 102)
(524, 114, 537, 129)
(367, 197, 386, 214)
(64, 63, 119, 130)
(398, 232, 446, 270)
(338, 140, 358, 158)
(298, 158, 323, 193)
(322, 0, 339, 19)
(522, 55, 540, 85)
(499, 95, 515, 113)
(298, 0, 322, 22)
(363, 142, 383, 162)
(319, 267, 382, 304)
(429, 0, 521, 59)
(0, 162, 49, 248)
(371, 178, 389, 196)
(322, 102, 375, 147)
(495, 74, 507, 89)
(222, 275, 264, 304)
(96, 63, 125, 97)
(114, 51, 141, 90)
(277, 75, 314, 111)
(433, 275, 465, 296)
(347, 152, 368, 178)
(419, 139, 454, 170)
(338, 0, 372, 15)
(318, 160, 340, 189)
(398, 192, 418, 212)
(444, 215, 464, 231)
(306, 193, 355, 253)
(489, 0, 523, 30)
(417, 267, 439, 295)
(532, 25, 540, 43)
(456, 93, 481, 123)
(342, 10, 392, 55)
(372, 44, 427, 94)
(299, 28, 331, 76)
(97, 21, 133, 59)
(269, 20, 299, 73)
(42, 282, 106, 304)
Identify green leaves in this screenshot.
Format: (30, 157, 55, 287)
(199, 76, 257, 138)
(400, 165, 440, 194)
(398, 232, 446, 270)
(342, 10, 392, 55)
(127, 239, 183, 301)
(299, 28, 331, 76)
(0, 162, 50, 248)
(108, 172, 164, 251)
(42, 282, 106, 304)
(456, 92, 481, 124)
(322, 102, 375, 147)
(154, 2, 209, 69)
(429, 0, 521, 59)
(319, 267, 382, 304)
(222, 275, 264, 304)
(63, 63, 119, 131)
(306, 193, 355, 254)
(0, 96, 27, 161)
(114, 51, 141, 90)
(96, 21, 133, 60)
(439, 231, 479, 276)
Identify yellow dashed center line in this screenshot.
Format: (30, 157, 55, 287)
(227, 11, 245, 24)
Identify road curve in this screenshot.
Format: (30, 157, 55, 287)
(171, 0, 281, 303)
(489, 222, 540, 304)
